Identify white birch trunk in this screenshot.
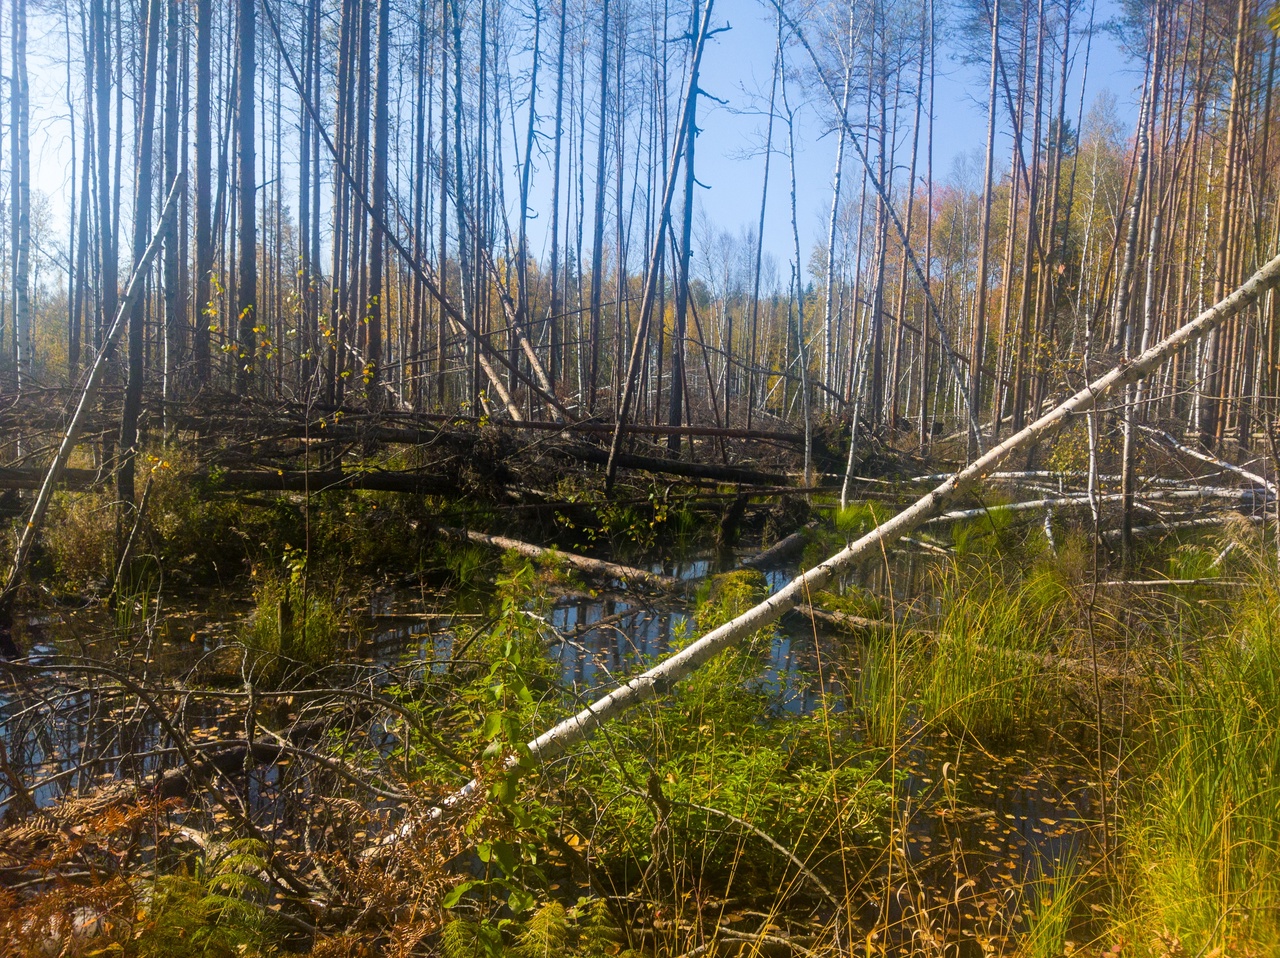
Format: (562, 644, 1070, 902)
(523, 250, 1280, 765)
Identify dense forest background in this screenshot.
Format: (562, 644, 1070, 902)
(0, 0, 1273, 469)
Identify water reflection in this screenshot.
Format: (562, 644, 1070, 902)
(1, 545, 1099, 952)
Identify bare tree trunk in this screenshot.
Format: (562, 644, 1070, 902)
(162, 0, 181, 401)
(1200, 0, 1250, 448)
(117, 0, 162, 515)
(516, 1, 541, 405)
(781, 35, 811, 485)
(821, 41, 851, 414)
(668, 0, 700, 451)
(546, 0, 567, 392)
(193, 0, 211, 384)
(366, 0, 390, 410)
(1120, 15, 1160, 565)
(918, 0, 936, 453)
(235, 0, 256, 394)
(587, 0, 609, 412)
(436, 0, 449, 405)
(888, 12, 928, 436)
(64, 3, 81, 382)
(298, 0, 315, 388)
(970, 0, 1001, 457)
(746, 37, 780, 431)
(10, 0, 29, 385)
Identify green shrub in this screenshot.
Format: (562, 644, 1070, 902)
(43, 491, 115, 590)
(131, 839, 278, 957)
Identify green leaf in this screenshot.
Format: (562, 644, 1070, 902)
(490, 840, 518, 874)
(442, 880, 480, 908)
(506, 884, 535, 916)
(483, 712, 505, 740)
(491, 770, 519, 804)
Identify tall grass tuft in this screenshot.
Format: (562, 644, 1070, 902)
(852, 634, 917, 748)
(1016, 854, 1090, 958)
(916, 561, 1069, 743)
(243, 565, 345, 681)
(1117, 568, 1280, 954)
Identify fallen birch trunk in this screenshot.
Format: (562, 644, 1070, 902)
(1090, 577, 1244, 588)
(518, 251, 1280, 767)
(908, 470, 1247, 488)
(437, 527, 681, 591)
(384, 253, 1280, 832)
(1100, 514, 1262, 541)
(925, 487, 1270, 524)
(1138, 425, 1279, 497)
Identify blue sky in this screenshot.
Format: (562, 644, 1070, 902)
(686, 0, 1143, 278)
(17, 0, 1144, 292)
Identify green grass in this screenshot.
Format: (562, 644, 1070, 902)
(1114, 569, 1280, 955)
(243, 571, 346, 681)
(915, 560, 1070, 743)
(852, 632, 917, 748)
(1016, 854, 1091, 958)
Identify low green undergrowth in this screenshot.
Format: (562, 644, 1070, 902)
(242, 549, 348, 682)
(131, 840, 279, 957)
(404, 563, 895, 955)
(845, 545, 1081, 748)
(917, 559, 1072, 742)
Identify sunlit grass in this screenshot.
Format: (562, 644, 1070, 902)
(1114, 563, 1280, 955)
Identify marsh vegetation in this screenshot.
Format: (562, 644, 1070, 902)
(4, 428, 1280, 957)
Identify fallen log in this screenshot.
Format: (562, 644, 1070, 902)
(212, 468, 455, 496)
(1100, 514, 1262, 540)
(741, 521, 818, 571)
(1138, 425, 1280, 497)
(791, 603, 888, 633)
(437, 527, 681, 591)
(561, 443, 789, 486)
(511, 250, 1280, 768)
(0, 467, 104, 491)
(154, 736, 405, 801)
(1090, 578, 1244, 588)
(925, 487, 1270, 525)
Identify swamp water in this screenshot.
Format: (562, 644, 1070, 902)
(0, 547, 1102, 954)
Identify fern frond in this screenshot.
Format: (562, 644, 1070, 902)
(515, 901, 567, 958)
(441, 917, 485, 958)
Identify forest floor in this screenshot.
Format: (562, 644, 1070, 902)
(0, 407, 1277, 957)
